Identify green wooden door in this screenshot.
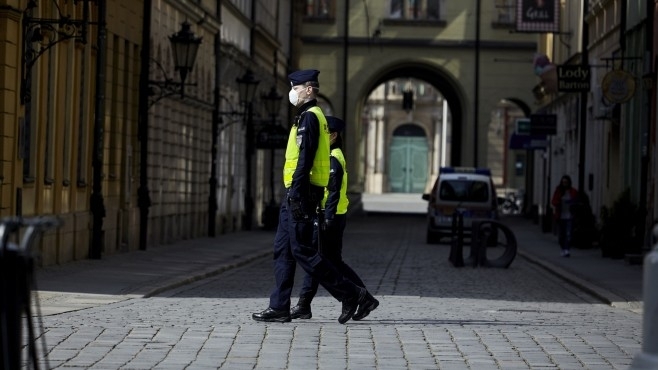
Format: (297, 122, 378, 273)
(388, 136, 428, 193)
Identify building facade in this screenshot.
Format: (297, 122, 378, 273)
(295, 0, 537, 196)
(530, 0, 657, 256)
(0, 0, 298, 265)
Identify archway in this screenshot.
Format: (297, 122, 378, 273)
(363, 63, 465, 166)
(359, 63, 466, 195)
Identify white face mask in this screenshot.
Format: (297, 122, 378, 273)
(288, 89, 299, 106)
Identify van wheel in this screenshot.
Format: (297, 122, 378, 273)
(426, 229, 440, 244)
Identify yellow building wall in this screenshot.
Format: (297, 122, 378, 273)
(0, 2, 21, 219)
(0, 0, 144, 265)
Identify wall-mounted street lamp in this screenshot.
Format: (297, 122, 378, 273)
(21, 0, 98, 104)
(138, 21, 202, 252)
(148, 21, 202, 106)
(236, 69, 260, 230)
(260, 86, 283, 229)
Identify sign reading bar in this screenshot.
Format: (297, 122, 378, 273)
(557, 65, 591, 92)
(530, 114, 557, 136)
(509, 133, 548, 150)
(516, 0, 560, 33)
(256, 124, 288, 149)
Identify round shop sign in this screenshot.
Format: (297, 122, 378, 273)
(601, 69, 636, 104)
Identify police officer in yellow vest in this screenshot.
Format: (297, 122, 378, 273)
(252, 69, 378, 324)
(290, 116, 379, 321)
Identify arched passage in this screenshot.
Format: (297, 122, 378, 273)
(357, 62, 466, 194)
(363, 63, 465, 166)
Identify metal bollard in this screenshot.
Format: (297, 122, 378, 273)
(629, 225, 658, 369)
(449, 211, 464, 267)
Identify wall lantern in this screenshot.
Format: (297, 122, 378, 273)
(148, 21, 202, 106)
(236, 69, 260, 104)
(169, 21, 202, 95)
(262, 86, 283, 117)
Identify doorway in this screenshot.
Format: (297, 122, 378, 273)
(388, 124, 428, 193)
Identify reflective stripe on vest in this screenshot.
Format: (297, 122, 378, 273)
(322, 148, 349, 214)
(283, 106, 330, 188)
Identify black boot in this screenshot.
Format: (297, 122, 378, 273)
(290, 297, 312, 319)
(353, 291, 379, 321)
(252, 307, 291, 323)
(338, 288, 366, 324)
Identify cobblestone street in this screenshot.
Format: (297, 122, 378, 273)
(32, 214, 642, 369)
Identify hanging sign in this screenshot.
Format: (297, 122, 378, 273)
(256, 124, 288, 149)
(601, 69, 636, 104)
(557, 65, 591, 92)
(516, 0, 560, 33)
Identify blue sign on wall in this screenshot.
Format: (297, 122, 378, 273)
(509, 133, 548, 150)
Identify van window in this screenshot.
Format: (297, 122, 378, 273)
(439, 180, 489, 202)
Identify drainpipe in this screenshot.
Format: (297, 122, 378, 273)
(577, 1, 589, 193)
(473, 0, 481, 167)
(209, 30, 221, 237)
(342, 0, 348, 122)
(90, 0, 107, 259)
(137, 0, 153, 250)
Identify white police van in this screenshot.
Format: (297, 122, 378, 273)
(421, 167, 498, 244)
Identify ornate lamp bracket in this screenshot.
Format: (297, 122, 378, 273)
(21, 0, 96, 104)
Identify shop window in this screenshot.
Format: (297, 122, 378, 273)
(305, 0, 334, 19)
(388, 0, 442, 21)
(494, 0, 516, 26)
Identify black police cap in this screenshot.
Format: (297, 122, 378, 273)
(326, 116, 345, 133)
(288, 69, 320, 87)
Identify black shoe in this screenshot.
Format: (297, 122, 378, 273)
(353, 292, 379, 321)
(338, 289, 366, 324)
(290, 304, 312, 319)
(252, 307, 291, 323)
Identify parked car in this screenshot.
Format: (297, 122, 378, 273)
(421, 167, 499, 244)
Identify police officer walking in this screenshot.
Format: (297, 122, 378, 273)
(290, 116, 378, 321)
(252, 69, 378, 324)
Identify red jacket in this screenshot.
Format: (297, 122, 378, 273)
(551, 187, 579, 220)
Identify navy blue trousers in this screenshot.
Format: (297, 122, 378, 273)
(268, 198, 360, 311)
(298, 214, 365, 302)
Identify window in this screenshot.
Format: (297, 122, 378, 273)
(76, 42, 90, 186)
(388, 0, 441, 21)
(440, 180, 490, 202)
(45, 48, 55, 185)
(494, 0, 516, 25)
(305, 0, 333, 19)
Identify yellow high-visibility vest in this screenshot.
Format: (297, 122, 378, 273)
(322, 148, 349, 215)
(283, 106, 330, 188)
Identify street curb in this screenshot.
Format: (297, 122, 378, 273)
(141, 249, 272, 298)
(518, 250, 643, 312)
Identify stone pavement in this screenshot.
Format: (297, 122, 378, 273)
(34, 229, 276, 315)
(503, 215, 644, 314)
(26, 210, 645, 370)
(33, 213, 645, 317)
(16, 204, 650, 370)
